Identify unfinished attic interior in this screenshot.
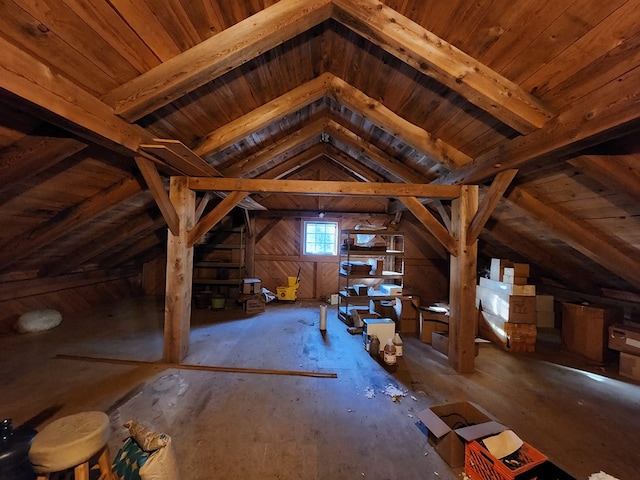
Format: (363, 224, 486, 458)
(1, 0, 640, 479)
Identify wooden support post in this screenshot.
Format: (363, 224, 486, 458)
(449, 185, 479, 373)
(163, 177, 195, 363)
(245, 213, 256, 277)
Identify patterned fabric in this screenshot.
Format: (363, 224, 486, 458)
(125, 421, 168, 452)
(112, 437, 149, 480)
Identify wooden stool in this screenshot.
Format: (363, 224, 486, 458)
(28, 411, 114, 480)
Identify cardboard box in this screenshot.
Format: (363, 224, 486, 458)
(476, 285, 536, 323)
(608, 323, 640, 356)
(502, 274, 528, 285)
(479, 277, 535, 296)
(504, 264, 530, 278)
(619, 352, 640, 381)
(370, 299, 398, 322)
(243, 294, 265, 314)
(242, 278, 261, 294)
(490, 258, 512, 281)
(430, 331, 480, 357)
(562, 303, 619, 363)
(479, 310, 537, 352)
(416, 402, 506, 468)
(419, 309, 449, 343)
(380, 284, 402, 296)
(395, 295, 420, 334)
(537, 310, 556, 328)
(536, 294, 554, 312)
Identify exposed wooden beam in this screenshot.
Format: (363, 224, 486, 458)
(398, 196, 457, 256)
(188, 191, 250, 248)
(328, 76, 471, 169)
(256, 144, 326, 180)
(100, 230, 165, 269)
(323, 144, 387, 183)
(221, 118, 325, 177)
(0, 176, 142, 272)
(568, 155, 640, 200)
(326, 119, 430, 183)
(40, 214, 165, 278)
(432, 200, 452, 232)
(506, 186, 640, 290)
(102, 0, 334, 121)
(0, 134, 87, 190)
(332, 0, 554, 134)
(188, 178, 461, 198)
(466, 169, 517, 246)
(448, 185, 479, 373)
(134, 157, 180, 236)
(437, 67, 640, 185)
(195, 73, 333, 157)
(0, 35, 147, 156)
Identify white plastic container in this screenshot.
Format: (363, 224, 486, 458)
(319, 304, 327, 331)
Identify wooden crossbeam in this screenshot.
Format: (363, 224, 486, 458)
(134, 157, 180, 236)
(188, 191, 250, 247)
(188, 177, 461, 199)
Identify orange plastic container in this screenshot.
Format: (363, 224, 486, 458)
(465, 440, 547, 480)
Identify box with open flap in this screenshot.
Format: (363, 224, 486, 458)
(417, 401, 506, 468)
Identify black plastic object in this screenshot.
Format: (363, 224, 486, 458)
(0, 419, 37, 480)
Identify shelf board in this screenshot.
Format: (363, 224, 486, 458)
(195, 262, 244, 268)
(193, 279, 243, 285)
(339, 271, 403, 278)
(338, 290, 402, 300)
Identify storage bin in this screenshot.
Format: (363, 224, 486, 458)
(465, 439, 547, 480)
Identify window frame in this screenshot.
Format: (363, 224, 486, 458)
(302, 220, 339, 257)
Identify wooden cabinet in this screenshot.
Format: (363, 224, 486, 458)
(193, 226, 245, 299)
(337, 229, 404, 324)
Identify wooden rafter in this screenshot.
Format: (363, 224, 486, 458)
(0, 176, 142, 272)
(139, 139, 222, 176)
(257, 144, 326, 180)
(506, 186, 640, 290)
(325, 119, 430, 183)
(323, 144, 386, 183)
(328, 76, 471, 170)
(195, 73, 333, 157)
(188, 177, 461, 198)
(221, 118, 326, 177)
(102, 0, 334, 121)
(466, 169, 518, 246)
(437, 66, 640, 185)
(568, 155, 640, 200)
(332, 0, 554, 134)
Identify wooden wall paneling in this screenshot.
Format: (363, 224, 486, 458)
(568, 154, 640, 201)
(524, 1, 640, 104)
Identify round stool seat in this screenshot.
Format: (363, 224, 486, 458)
(29, 411, 110, 473)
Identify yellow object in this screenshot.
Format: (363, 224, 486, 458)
(287, 276, 298, 287)
(277, 285, 298, 301)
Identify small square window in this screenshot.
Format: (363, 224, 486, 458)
(304, 221, 338, 256)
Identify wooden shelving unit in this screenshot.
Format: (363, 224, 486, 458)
(193, 226, 246, 297)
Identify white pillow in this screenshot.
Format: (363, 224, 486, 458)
(15, 309, 62, 333)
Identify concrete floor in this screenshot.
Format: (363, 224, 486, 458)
(1, 296, 639, 480)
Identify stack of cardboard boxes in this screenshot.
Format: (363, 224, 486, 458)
(477, 259, 537, 352)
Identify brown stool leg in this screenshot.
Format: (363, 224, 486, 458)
(74, 461, 90, 480)
(96, 446, 115, 480)
(35, 475, 48, 480)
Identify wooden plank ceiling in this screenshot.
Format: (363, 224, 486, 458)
(0, 0, 639, 300)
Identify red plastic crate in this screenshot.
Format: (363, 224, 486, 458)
(465, 439, 547, 480)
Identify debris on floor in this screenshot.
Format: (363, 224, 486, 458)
(364, 387, 376, 398)
(382, 384, 407, 402)
(589, 473, 620, 480)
